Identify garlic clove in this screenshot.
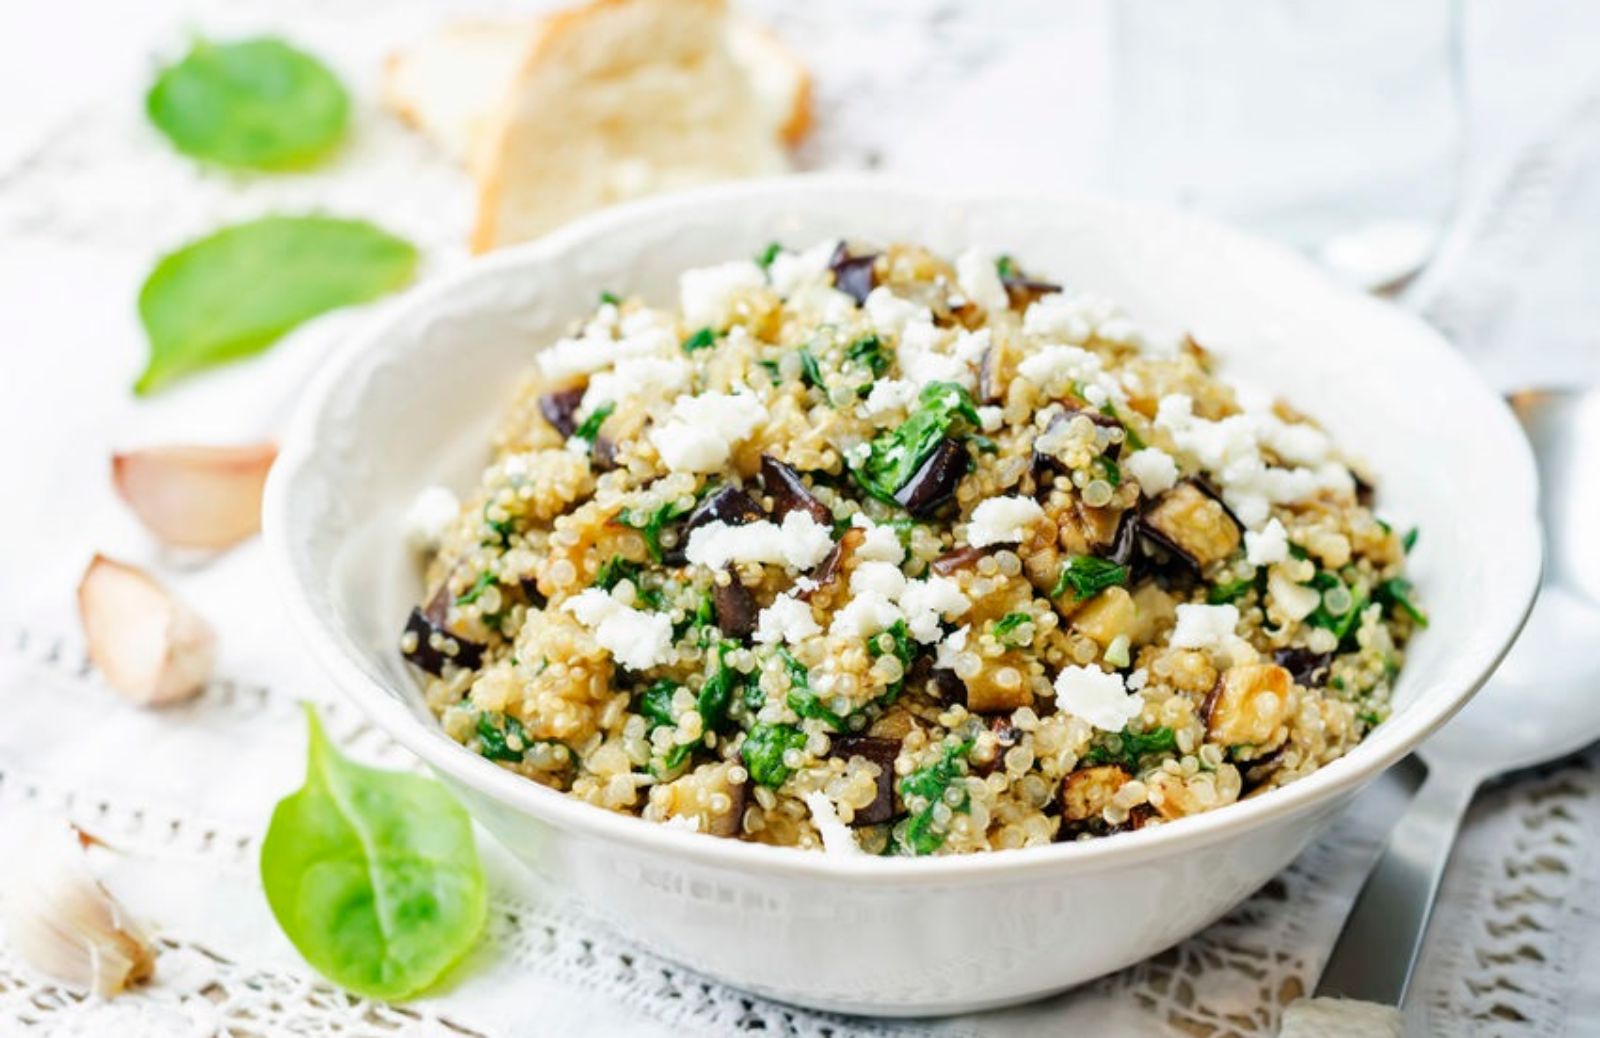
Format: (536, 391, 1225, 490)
(0, 818, 157, 996)
(111, 443, 276, 550)
(77, 554, 215, 706)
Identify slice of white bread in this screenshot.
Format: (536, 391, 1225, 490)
(381, 0, 811, 251)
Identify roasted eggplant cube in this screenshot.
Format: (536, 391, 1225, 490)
(760, 455, 832, 525)
(799, 527, 863, 604)
(964, 649, 1034, 714)
(1142, 481, 1242, 569)
(827, 243, 879, 304)
(1070, 586, 1136, 649)
(686, 485, 764, 532)
(1204, 663, 1293, 749)
(538, 385, 587, 438)
(1061, 765, 1131, 823)
(894, 437, 968, 517)
(712, 571, 759, 639)
(829, 735, 900, 825)
(1273, 647, 1334, 688)
(400, 606, 485, 676)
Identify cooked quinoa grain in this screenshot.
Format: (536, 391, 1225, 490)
(401, 241, 1423, 856)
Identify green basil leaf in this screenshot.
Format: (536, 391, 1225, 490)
(260, 707, 486, 1000)
(136, 215, 417, 395)
(147, 37, 349, 169)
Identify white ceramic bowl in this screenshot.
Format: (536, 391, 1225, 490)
(264, 176, 1540, 1016)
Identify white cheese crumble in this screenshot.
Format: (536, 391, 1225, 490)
(851, 516, 907, 564)
(538, 321, 676, 381)
(864, 287, 930, 336)
(1269, 571, 1322, 621)
(581, 356, 689, 414)
(684, 511, 834, 571)
(648, 392, 767, 473)
(951, 327, 992, 367)
(976, 405, 1003, 432)
(753, 594, 821, 647)
(1245, 517, 1291, 566)
(766, 239, 839, 297)
(850, 561, 908, 599)
(860, 379, 918, 419)
(934, 625, 970, 670)
(967, 495, 1045, 548)
(1124, 447, 1179, 496)
(897, 575, 971, 643)
(829, 590, 903, 640)
(1016, 344, 1102, 389)
(404, 485, 459, 551)
(803, 791, 863, 855)
(1053, 665, 1144, 732)
(1156, 393, 1353, 529)
(955, 249, 1009, 312)
(900, 344, 975, 391)
(1022, 292, 1139, 347)
(786, 284, 858, 325)
(1169, 603, 1241, 651)
(678, 260, 766, 327)
(562, 589, 675, 671)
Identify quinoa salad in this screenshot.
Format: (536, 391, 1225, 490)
(399, 241, 1426, 856)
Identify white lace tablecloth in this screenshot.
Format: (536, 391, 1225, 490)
(3, 2, 1599, 1035)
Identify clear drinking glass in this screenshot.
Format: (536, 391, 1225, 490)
(1112, 0, 1464, 289)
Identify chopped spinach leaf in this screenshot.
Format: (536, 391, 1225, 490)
(1207, 577, 1256, 605)
(756, 241, 782, 269)
(637, 680, 679, 730)
(571, 401, 614, 444)
(756, 358, 782, 381)
(681, 327, 717, 353)
(593, 555, 640, 591)
(741, 723, 808, 788)
(454, 571, 496, 606)
(849, 381, 981, 505)
(1051, 555, 1128, 601)
(1376, 577, 1427, 627)
(991, 612, 1032, 645)
(898, 739, 974, 855)
(698, 642, 743, 732)
(798, 346, 827, 392)
(1402, 526, 1419, 553)
(599, 290, 620, 306)
(1093, 455, 1122, 486)
(844, 334, 889, 377)
(1082, 726, 1177, 769)
(618, 499, 692, 562)
(995, 255, 1018, 280)
(476, 711, 530, 762)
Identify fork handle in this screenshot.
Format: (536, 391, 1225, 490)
(1314, 766, 1479, 1004)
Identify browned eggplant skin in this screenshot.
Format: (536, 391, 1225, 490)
(760, 454, 832, 525)
(1138, 479, 1243, 571)
(894, 437, 968, 516)
(712, 570, 759, 639)
(827, 243, 879, 305)
(401, 605, 485, 676)
(829, 735, 900, 825)
(537, 385, 587, 438)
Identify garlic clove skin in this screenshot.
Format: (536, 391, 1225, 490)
(111, 443, 276, 551)
(0, 818, 157, 997)
(77, 554, 216, 706)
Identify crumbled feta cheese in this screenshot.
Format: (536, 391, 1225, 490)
(1125, 447, 1179, 496)
(955, 249, 1009, 313)
(851, 517, 907, 564)
(562, 589, 675, 671)
(685, 511, 835, 571)
(649, 392, 767, 473)
(581, 356, 689, 413)
(864, 287, 930, 336)
(967, 496, 1045, 547)
(934, 625, 970, 670)
(538, 322, 676, 381)
(976, 405, 1003, 432)
(860, 379, 918, 419)
(803, 791, 862, 855)
(1022, 292, 1136, 346)
(678, 261, 765, 327)
(898, 575, 970, 643)
(1245, 518, 1290, 566)
(1053, 665, 1144, 732)
(850, 561, 908, 599)
(1257, 414, 1333, 467)
(1127, 667, 1150, 691)
(753, 594, 821, 647)
(1015, 344, 1102, 389)
(766, 239, 839, 296)
(829, 590, 903, 639)
(1170, 603, 1241, 651)
(786, 284, 858, 325)
(951, 328, 992, 367)
(900, 346, 975, 391)
(404, 485, 458, 551)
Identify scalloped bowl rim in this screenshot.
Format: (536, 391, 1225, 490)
(264, 174, 1540, 885)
